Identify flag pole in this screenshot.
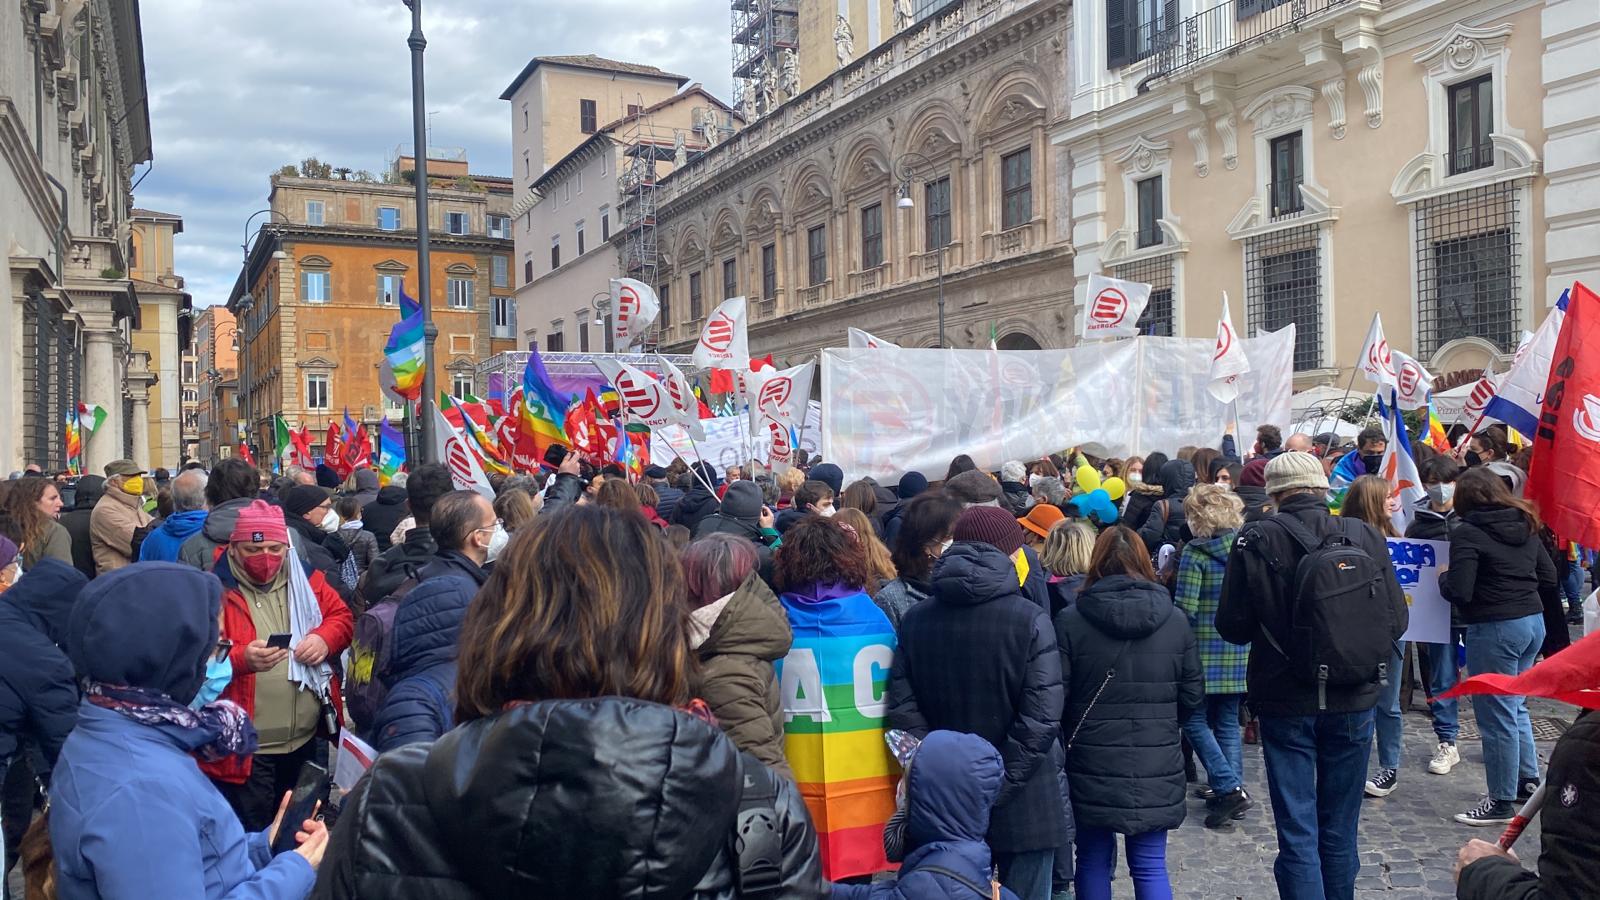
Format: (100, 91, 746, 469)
(1309, 360, 1361, 447)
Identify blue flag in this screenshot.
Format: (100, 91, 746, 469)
(399, 283, 421, 319)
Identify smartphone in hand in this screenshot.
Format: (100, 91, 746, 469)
(271, 761, 330, 855)
(265, 632, 292, 650)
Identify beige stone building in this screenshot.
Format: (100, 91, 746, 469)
(1056, 0, 1600, 387)
(194, 305, 238, 465)
(128, 207, 193, 471)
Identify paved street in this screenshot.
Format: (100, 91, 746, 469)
(1119, 695, 1573, 900)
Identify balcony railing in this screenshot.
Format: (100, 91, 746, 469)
(1145, 0, 1354, 82)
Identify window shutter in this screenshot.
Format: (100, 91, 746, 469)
(1162, 0, 1178, 39)
(1106, 0, 1130, 69)
(1236, 0, 1262, 21)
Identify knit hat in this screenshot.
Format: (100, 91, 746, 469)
(229, 499, 289, 544)
(1264, 451, 1329, 495)
(314, 464, 342, 489)
(808, 463, 844, 496)
(952, 506, 1025, 556)
(720, 480, 764, 520)
(644, 465, 669, 480)
(0, 534, 17, 571)
(283, 484, 333, 518)
(1018, 503, 1064, 539)
(945, 469, 1001, 507)
(896, 471, 929, 500)
(1239, 457, 1270, 488)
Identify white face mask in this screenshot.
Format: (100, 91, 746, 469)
(938, 538, 953, 554)
(319, 509, 340, 533)
(818, 504, 836, 518)
(1028, 474, 1043, 488)
(485, 523, 510, 562)
(1426, 483, 1455, 507)
(1128, 472, 1143, 484)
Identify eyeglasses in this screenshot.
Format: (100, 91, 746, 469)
(212, 639, 234, 662)
(473, 518, 504, 534)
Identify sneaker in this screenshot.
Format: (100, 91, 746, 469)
(1455, 796, 1518, 826)
(1428, 742, 1461, 775)
(1364, 767, 1398, 798)
(1204, 787, 1253, 828)
(1567, 608, 1584, 625)
(1518, 778, 1540, 802)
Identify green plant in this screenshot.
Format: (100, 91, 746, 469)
(299, 157, 333, 179)
(276, 165, 298, 178)
(99, 267, 124, 279)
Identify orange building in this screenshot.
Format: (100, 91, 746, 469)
(227, 153, 516, 459)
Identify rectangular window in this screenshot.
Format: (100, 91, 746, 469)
(451, 374, 473, 399)
(1269, 132, 1304, 217)
(487, 214, 511, 239)
(580, 99, 597, 134)
(576, 170, 584, 194)
(1107, 0, 1175, 69)
(447, 277, 474, 310)
(762, 244, 777, 300)
(377, 207, 400, 231)
(492, 256, 508, 287)
(492, 296, 513, 337)
(604, 314, 615, 352)
(627, 103, 642, 117)
(1136, 176, 1163, 248)
(302, 271, 330, 303)
(550, 238, 561, 270)
(722, 258, 738, 299)
(660, 284, 671, 327)
(1113, 254, 1176, 337)
(524, 259, 534, 284)
(807, 225, 828, 286)
(577, 226, 586, 256)
(1245, 224, 1322, 370)
(1416, 181, 1520, 356)
(1001, 148, 1033, 230)
(689, 271, 704, 320)
(546, 327, 564, 352)
(305, 200, 325, 226)
(306, 373, 329, 410)
(860, 204, 883, 269)
(1448, 74, 1494, 176)
(377, 274, 400, 307)
(925, 177, 952, 251)
(578, 316, 591, 352)
(601, 209, 611, 241)
(522, 105, 529, 132)
(446, 212, 469, 235)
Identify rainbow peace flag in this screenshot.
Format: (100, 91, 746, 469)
(1425, 400, 1451, 454)
(520, 346, 570, 461)
(378, 417, 406, 483)
(64, 411, 81, 474)
(383, 292, 426, 400)
(776, 587, 899, 880)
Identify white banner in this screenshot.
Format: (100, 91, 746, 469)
(848, 327, 899, 349)
(821, 330, 1295, 482)
(1080, 274, 1152, 341)
(652, 403, 821, 469)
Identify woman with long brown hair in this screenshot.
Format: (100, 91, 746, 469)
(1340, 474, 1400, 538)
(0, 478, 72, 568)
(1055, 526, 1201, 900)
(315, 506, 825, 898)
(1441, 467, 1557, 826)
(835, 507, 896, 589)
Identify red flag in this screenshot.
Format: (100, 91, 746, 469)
(1528, 281, 1600, 548)
(290, 427, 315, 469)
(709, 369, 734, 394)
(750, 354, 775, 372)
(324, 422, 353, 479)
(345, 423, 373, 471)
(1444, 627, 1600, 709)
(238, 443, 256, 467)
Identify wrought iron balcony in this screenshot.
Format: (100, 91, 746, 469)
(1143, 0, 1355, 83)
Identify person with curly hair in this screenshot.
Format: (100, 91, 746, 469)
(1, 477, 72, 569)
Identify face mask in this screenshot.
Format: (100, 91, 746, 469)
(485, 523, 510, 562)
(238, 552, 284, 585)
(1464, 451, 1483, 468)
(1028, 474, 1043, 488)
(319, 509, 340, 533)
(938, 539, 953, 554)
(120, 476, 145, 496)
(818, 504, 836, 518)
(1426, 483, 1455, 506)
(1128, 472, 1142, 484)
(189, 655, 233, 710)
(1361, 454, 1384, 474)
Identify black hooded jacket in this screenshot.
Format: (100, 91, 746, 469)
(0, 559, 89, 787)
(60, 475, 105, 578)
(1136, 460, 1196, 554)
(1055, 575, 1202, 835)
(363, 485, 411, 553)
(887, 542, 1068, 853)
(286, 512, 354, 602)
(1440, 505, 1557, 625)
(671, 486, 722, 535)
(312, 698, 825, 900)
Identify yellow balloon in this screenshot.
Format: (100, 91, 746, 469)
(1102, 476, 1127, 502)
(1075, 465, 1100, 494)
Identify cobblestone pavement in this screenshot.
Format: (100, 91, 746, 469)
(1108, 696, 1575, 899)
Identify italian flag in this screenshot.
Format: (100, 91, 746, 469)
(77, 403, 108, 434)
(274, 415, 293, 461)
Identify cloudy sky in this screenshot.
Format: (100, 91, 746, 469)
(136, 0, 731, 307)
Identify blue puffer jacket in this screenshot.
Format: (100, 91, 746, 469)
(137, 509, 209, 562)
(833, 731, 1020, 900)
(368, 562, 484, 753)
(0, 559, 87, 788)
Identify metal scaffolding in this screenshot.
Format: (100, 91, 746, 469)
(731, 0, 798, 113)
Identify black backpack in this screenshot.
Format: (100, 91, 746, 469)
(1253, 514, 1398, 710)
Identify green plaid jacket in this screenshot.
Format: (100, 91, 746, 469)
(1175, 532, 1249, 695)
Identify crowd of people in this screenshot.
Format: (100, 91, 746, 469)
(0, 421, 1595, 900)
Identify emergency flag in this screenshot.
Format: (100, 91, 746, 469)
(691, 296, 750, 369)
(1528, 282, 1600, 547)
(1080, 273, 1151, 341)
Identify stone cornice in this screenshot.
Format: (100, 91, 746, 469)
(0, 97, 65, 240)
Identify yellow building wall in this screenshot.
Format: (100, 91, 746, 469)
(536, 68, 681, 170)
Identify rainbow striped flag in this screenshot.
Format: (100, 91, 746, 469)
(520, 346, 570, 461)
(377, 417, 406, 483)
(1425, 399, 1451, 454)
(64, 411, 81, 474)
(776, 586, 899, 880)
(383, 287, 425, 400)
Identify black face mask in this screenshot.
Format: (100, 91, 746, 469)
(1361, 454, 1384, 474)
(1464, 450, 1483, 468)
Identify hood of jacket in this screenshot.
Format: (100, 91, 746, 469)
(1234, 484, 1269, 506)
(157, 508, 209, 542)
(1158, 459, 1197, 499)
(71, 475, 106, 510)
(676, 487, 720, 517)
(373, 484, 408, 506)
(931, 542, 1023, 608)
(1464, 505, 1534, 546)
(67, 563, 220, 704)
(200, 496, 256, 543)
(1185, 532, 1233, 565)
(391, 571, 479, 678)
(353, 469, 380, 493)
(420, 698, 743, 898)
(1075, 574, 1175, 640)
(698, 573, 792, 663)
(905, 730, 1004, 849)
(695, 512, 762, 541)
(4, 557, 88, 646)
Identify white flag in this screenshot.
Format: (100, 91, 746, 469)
(655, 355, 707, 441)
(1390, 349, 1436, 411)
(1358, 313, 1399, 389)
(691, 296, 751, 370)
(847, 327, 899, 349)
(1080, 274, 1152, 341)
(757, 412, 795, 471)
(592, 359, 677, 429)
(747, 361, 815, 428)
(610, 278, 660, 348)
(431, 405, 494, 500)
(1207, 294, 1250, 404)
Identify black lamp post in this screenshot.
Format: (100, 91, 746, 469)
(405, 0, 440, 462)
(894, 151, 946, 348)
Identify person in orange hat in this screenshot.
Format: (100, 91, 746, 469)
(1018, 504, 1064, 551)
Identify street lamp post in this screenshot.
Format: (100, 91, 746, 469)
(405, 0, 440, 463)
(894, 152, 946, 348)
(205, 324, 238, 464)
(237, 209, 288, 462)
(589, 290, 611, 352)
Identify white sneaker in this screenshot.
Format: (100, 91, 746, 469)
(1428, 742, 1460, 775)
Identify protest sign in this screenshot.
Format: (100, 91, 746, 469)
(333, 730, 378, 794)
(652, 402, 821, 468)
(1388, 537, 1450, 644)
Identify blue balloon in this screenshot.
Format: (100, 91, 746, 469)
(1071, 488, 1119, 526)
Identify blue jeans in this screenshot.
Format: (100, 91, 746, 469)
(1562, 565, 1584, 607)
(1073, 827, 1172, 900)
(1372, 644, 1405, 770)
(1417, 632, 1463, 744)
(1465, 614, 1545, 800)
(996, 848, 1054, 900)
(1182, 694, 1244, 793)
(1259, 710, 1374, 900)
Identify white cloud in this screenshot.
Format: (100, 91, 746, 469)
(136, 0, 731, 306)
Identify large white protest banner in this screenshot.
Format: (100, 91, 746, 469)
(821, 329, 1294, 482)
(1389, 537, 1450, 644)
(652, 402, 821, 469)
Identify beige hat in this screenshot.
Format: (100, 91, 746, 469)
(103, 459, 145, 477)
(1264, 451, 1329, 495)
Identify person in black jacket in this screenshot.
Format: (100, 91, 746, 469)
(644, 466, 684, 523)
(353, 464, 453, 614)
(362, 480, 410, 553)
(998, 461, 1032, 517)
(281, 484, 354, 602)
(887, 506, 1067, 900)
(1217, 451, 1408, 900)
(313, 505, 825, 900)
(58, 474, 105, 578)
(1440, 467, 1557, 827)
(671, 462, 723, 535)
(1121, 452, 1168, 533)
(1056, 525, 1201, 900)
(693, 481, 779, 585)
(1234, 457, 1276, 524)
(1455, 709, 1600, 900)
(1408, 455, 1466, 777)
(1136, 458, 1196, 557)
